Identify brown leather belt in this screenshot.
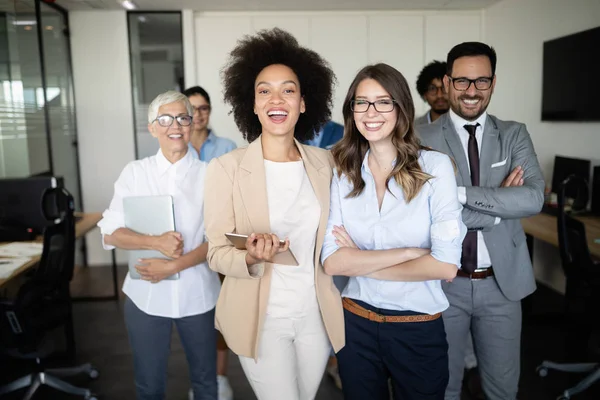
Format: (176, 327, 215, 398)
(342, 298, 441, 323)
(456, 266, 495, 280)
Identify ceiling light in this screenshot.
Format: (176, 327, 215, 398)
(138, 16, 147, 23)
(24, 26, 32, 31)
(120, 0, 137, 10)
(45, 26, 53, 30)
(13, 20, 37, 26)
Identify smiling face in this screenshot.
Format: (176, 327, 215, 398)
(253, 64, 305, 138)
(444, 55, 496, 121)
(423, 78, 449, 115)
(188, 94, 210, 133)
(148, 101, 191, 154)
(353, 78, 398, 145)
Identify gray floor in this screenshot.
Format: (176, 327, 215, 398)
(2, 279, 600, 399)
(71, 300, 343, 400)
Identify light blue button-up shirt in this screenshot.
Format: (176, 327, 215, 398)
(321, 150, 467, 314)
(188, 130, 237, 163)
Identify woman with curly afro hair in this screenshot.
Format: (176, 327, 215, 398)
(203, 28, 345, 400)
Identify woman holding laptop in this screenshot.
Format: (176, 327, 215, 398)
(203, 28, 344, 400)
(98, 91, 220, 400)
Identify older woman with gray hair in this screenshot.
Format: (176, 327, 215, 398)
(98, 90, 220, 400)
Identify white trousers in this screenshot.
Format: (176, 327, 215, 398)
(239, 310, 330, 400)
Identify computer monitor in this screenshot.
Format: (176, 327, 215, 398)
(551, 155, 600, 212)
(0, 176, 64, 236)
(551, 156, 591, 198)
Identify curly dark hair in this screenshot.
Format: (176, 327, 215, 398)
(416, 60, 447, 97)
(221, 28, 335, 143)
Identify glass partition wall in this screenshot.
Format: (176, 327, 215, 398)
(0, 0, 81, 210)
(128, 12, 184, 159)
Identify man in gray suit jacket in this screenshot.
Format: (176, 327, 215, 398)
(417, 42, 544, 400)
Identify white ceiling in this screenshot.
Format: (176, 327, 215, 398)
(53, 0, 502, 12)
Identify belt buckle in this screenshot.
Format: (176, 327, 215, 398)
(470, 268, 489, 281)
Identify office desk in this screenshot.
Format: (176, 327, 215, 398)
(0, 212, 102, 288)
(521, 213, 600, 258)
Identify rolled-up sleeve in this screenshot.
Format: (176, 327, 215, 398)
(428, 154, 467, 267)
(321, 170, 343, 264)
(97, 164, 134, 250)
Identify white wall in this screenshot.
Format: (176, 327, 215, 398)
(193, 11, 483, 146)
(70, 11, 135, 266)
(484, 0, 600, 293)
(484, 0, 600, 182)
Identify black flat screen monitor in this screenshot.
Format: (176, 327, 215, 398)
(541, 26, 600, 121)
(0, 176, 64, 235)
(551, 156, 590, 199)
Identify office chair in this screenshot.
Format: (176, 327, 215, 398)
(0, 188, 98, 400)
(536, 175, 600, 400)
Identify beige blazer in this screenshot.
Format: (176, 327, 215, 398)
(204, 136, 345, 360)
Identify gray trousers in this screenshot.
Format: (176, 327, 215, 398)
(124, 297, 217, 400)
(442, 276, 521, 400)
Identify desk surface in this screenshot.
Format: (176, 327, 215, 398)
(521, 212, 600, 258)
(0, 212, 102, 288)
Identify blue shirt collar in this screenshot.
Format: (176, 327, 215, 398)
(188, 130, 216, 159)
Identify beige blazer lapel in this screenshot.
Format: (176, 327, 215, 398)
(296, 141, 331, 272)
(237, 137, 273, 358)
(238, 137, 271, 235)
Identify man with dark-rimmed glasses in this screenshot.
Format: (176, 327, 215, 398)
(415, 60, 449, 125)
(417, 42, 545, 400)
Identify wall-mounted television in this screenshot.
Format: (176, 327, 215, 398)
(541, 26, 600, 122)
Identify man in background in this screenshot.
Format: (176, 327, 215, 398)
(306, 120, 343, 150)
(415, 60, 450, 125)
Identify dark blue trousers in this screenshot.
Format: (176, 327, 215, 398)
(124, 297, 217, 400)
(337, 298, 449, 400)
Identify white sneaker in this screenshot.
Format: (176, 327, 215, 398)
(188, 376, 232, 400)
(217, 375, 233, 400)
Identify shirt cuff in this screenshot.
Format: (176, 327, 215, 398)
(494, 217, 501, 225)
(457, 187, 467, 205)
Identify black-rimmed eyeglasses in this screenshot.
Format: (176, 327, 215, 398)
(448, 77, 494, 91)
(153, 114, 193, 127)
(426, 85, 445, 96)
(193, 105, 211, 113)
(350, 99, 397, 113)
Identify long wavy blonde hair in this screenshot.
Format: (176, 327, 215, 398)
(331, 63, 432, 203)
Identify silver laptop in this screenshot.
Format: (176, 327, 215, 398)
(123, 195, 180, 280)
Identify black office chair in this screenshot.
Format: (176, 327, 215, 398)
(0, 188, 98, 400)
(536, 175, 600, 400)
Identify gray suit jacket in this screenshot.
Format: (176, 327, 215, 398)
(417, 113, 545, 301)
(415, 111, 430, 126)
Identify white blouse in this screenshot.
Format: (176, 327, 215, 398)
(98, 149, 221, 318)
(263, 160, 321, 318)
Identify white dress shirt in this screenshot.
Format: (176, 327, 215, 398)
(449, 109, 496, 270)
(98, 149, 220, 318)
(322, 150, 467, 315)
(263, 160, 321, 317)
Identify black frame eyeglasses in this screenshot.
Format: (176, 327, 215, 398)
(425, 84, 445, 96)
(193, 105, 211, 113)
(448, 76, 494, 91)
(153, 114, 193, 127)
(350, 99, 397, 113)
